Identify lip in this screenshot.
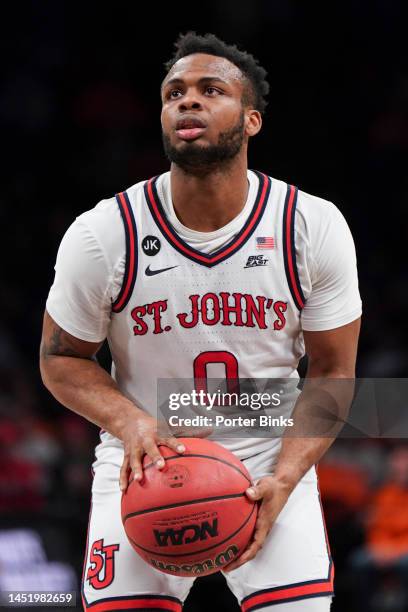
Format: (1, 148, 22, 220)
(176, 116, 207, 130)
(175, 127, 206, 141)
(175, 116, 207, 140)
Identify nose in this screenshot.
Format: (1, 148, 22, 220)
(178, 92, 202, 112)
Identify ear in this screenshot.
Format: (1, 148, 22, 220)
(245, 109, 262, 137)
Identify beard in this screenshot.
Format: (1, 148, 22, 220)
(162, 111, 245, 176)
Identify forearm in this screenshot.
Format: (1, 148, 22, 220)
(40, 354, 141, 440)
(39, 314, 185, 488)
(274, 372, 355, 489)
(274, 435, 333, 490)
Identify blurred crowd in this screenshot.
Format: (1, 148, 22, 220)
(1, 1, 408, 611)
(320, 442, 408, 611)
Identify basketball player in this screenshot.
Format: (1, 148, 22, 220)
(40, 33, 361, 612)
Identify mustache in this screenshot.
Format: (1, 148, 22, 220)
(162, 112, 245, 176)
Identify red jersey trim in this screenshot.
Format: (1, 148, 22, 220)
(143, 171, 271, 268)
(82, 595, 182, 612)
(112, 191, 138, 313)
(282, 184, 306, 310)
(241, 563, 334, 611)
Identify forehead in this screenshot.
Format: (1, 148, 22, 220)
(163, 53, 244, 86)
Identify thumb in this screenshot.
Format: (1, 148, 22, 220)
(246, 476, 274, 500)
(246, 482, 265, 500)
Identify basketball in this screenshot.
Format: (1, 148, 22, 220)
(121, 437, 257, 577)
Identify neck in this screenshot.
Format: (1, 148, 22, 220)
(170, 155, 249, 232)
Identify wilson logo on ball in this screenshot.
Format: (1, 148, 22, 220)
(150, 544, 239, 575)
(154, 519, 218, 547)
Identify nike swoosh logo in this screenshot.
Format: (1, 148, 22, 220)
(145, 264, 179, 276)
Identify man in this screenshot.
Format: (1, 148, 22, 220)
(40, 32, 361, 612)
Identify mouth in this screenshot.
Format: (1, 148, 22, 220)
(175, 117, 207, 141)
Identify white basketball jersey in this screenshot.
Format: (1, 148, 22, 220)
(100, 170, 308, 460)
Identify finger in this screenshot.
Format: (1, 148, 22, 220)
(129, 448, 144, 482)
(225, 540, 262, 572)
(159, 436, 186, 454)
(144, 439, 165, 469)
(252, 511, 273, 544)
(245, 485, 262, 500)
(225, 518, 271, 572)
(119, 453, 130, 492)
(224, 533, 266, 572)
(245, 477, 273, 501)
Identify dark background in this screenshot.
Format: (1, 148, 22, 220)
(1, 1, 408, 611)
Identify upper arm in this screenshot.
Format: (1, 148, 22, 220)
(303, 317, 361, 377)
(296, 195, 362, 374)
(45, 211, 122, 343)
(40, 310, 103, 361)
(299, 199, 362, 332)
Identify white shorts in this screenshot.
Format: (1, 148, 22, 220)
(82, 443, 334, 611)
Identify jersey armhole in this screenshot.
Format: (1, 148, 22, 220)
(282, 184, 306, 311)
(111, 191, 138, 313)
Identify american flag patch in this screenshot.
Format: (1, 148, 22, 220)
(256, 237, 276, 250)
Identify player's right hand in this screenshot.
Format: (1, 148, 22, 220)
(119, 412, 186, 491)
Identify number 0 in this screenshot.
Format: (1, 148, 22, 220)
(193, 350, 239, 396)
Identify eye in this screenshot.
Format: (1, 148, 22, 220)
(205, 86, 221, 95)
(169, 89, 182, 99)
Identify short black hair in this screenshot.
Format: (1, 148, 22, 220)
(164, 32, 269, 114)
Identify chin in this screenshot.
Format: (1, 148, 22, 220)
(177, 139, 210, 149)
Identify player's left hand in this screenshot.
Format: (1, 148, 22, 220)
(224, 475, 293, 572)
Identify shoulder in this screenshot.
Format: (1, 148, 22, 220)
(79, 179, 147, 228)
(78, 195, 121, 231)
(266, 173, 343, 224)
(74, 179, 147, 252)
(125, 177, 152, 201)
(265, 173, 349, 245)
(295, 187, 344, 227)
(292, 187, 352, 249)
(262, 172, 351, 232)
